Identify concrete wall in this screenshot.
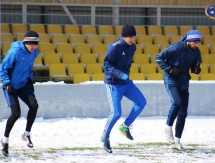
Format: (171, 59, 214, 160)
(0, 81, 215, 120)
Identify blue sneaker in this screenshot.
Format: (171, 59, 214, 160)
(101, 138, 112, 153)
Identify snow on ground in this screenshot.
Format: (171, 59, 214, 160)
(0, 116, 215, 163)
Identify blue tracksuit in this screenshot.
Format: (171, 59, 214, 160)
(156, 37, 201, 138)
(102, 37, 147, 140)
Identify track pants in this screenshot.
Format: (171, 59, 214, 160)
(102, 80, 147, 140)
(164, 77, 189, 138)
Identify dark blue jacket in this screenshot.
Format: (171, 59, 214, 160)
(156, 37, 201, 83)
(104, 37, 136, 85)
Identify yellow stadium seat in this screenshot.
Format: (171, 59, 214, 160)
(49, 63, 71, 81)
(135, 26, 146, 35)
(153, 35, 169, 45)
(200, 63, 209, 74)
(147, 26, 162, 38)
(129, 73, 145, 80)
(86, 35, 102, 45)
(210, 44, 215, 54)
(103, 35, 118, 44)
(190, 73, 199, 80)
(136, 35, 152, 45)
(200, 73, 215, 80)
(169, 35, 181, 44)
(198, 44, 209, 54)
(15, 33, 24, 41)
(140, 63, 156, 74)
(80, 53, 97, 64)
(150, 53, 159, 63)
(56, 43, 73, 55)
(202, 36, 215, 47)
(0, 33, 14, 43)
(91, 73, 104, 81)
(33, 54, 48, 70)
(133, 54, 149, 64)
(62, 53, 79, 66)
(92, 44, 107, 54)
(73, 73, 90, 84)
(39, 43, 55, 56)
(39, 34, 50, 43)
(196, 26, 210, 36)
(0, 24, 10, 33)
(210, 63, 215, 74)
(164, 26, 178, 38)
(74, 44, 91, 54)
(51, 34, 68, 47)
(47, 25, 63, 35)
(143, 44, 159, 55)
(98, 26, 114, 36)
(114, 26, 123, 36)
(81, 25, 97, 35)
(147, 73, 163, 80)
(201, 54, 215, 64)
(98, 53, 105, 64)
(12, 24, 27, 35)
(30, 24, 46, 34)
(1, 43, 11, 57)
(135, 44, 143, 54)
(179, 26, 193, 35)
(212, 26, 215, 36)
(160, 44, 169, 52)
(130, 63, 139, 73)
(86, 63, 103, 75)
(44, 53, 61, 66)
(68, 63, 85, 78)
(157, 66, 164, 74)
(64, 25, 80, 37)
(69, 34, 85, 47)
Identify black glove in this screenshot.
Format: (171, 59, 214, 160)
(6, 84, 15, 95)
(194, 62, 201, 74)
(170, 68, 181, 77)
(28, 78, 34, 92)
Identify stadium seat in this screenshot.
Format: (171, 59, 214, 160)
(67, 63, 85, 78)
(92, 44, 107, 54)
(39, 43, 55, 57)
(210, 44, 215, 54)
(179, 26, 193, 35)
(73, 73, 90, 84)
(133, 54, 149, 64)
(136, 35, 152, 46)
(80, 53, 97, 64)
(64, 25, 80, 38)
(212, 26, 215, 36)
(1, 42, 11, 57)
(130, 63, 139, 73)
(103, 35, 118, 44)
(202, 36, 215, 47)
(169, 35, 181, 44)
(143, 44, 159, 55)
(0, 33, 14, 43)
(198, 44, 209, 54)
(51, 34, 68, 48)
(69, 34, 85, 48)
(49, 63, 71, 81)
(164, 26, 178, 38)
(30, 24, 46, 34)
(157, 66, 164, 74)
(135, 44, 143, 54)
(74, 44, 91, 54)
(15, 33, 24, 41)
(86, 35, 102, 45)
(97, 53, 105, 64)
(129, 73, 145, 80)
(43, 53, 61, 66)
(140, 63, 156, 75)
(56, 43, 73, 57)
(91, 73, 104, 81)
(86, 63, 103, 75)
(62, 53, 79, 66)
(190, 73, 199, 80)
(147, 26, 162, 38)
(33, 54, 48, 70)
(147, 73, 163, 80)
(196, 26, 210, 36)
(150, 53, 159, 63)
(200, 63, 209, 74)
(114, 26, 123, 36)
(47, 25, 63, 34)
(153, 35, 169, 46)
(0, 23, 10, 33)
(98, 26, 114, 38)
(159, 44, 169, 52)
(12, 24, 27, 36)
(210, 63, 215, 74)
(81, 25, 97, 36)
(134, 26, 146, 35)
(200, 73, 215, 80)
(201, 54, 215, 64)
(39, 33, 50, 43)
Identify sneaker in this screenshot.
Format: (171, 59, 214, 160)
(1, 139, 9, 157)
(21, 133, 33, 148)
(165, 128, 175, 144)
(101, 139, 112, 153)
(172, 143, 185, 151)
(119, 124, 133, 140)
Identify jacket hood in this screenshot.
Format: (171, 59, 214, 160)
(11, 41, 29, 53)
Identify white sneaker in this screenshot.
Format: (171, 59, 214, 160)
(172, 143, 185, 151)
(165, 128, 175, 144)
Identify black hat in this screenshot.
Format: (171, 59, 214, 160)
(121, 24, 136, 37)
(23, 31, 39, 45)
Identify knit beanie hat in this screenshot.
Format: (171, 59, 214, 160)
(23, 31, 39, 45)
(121, 24, 136, 37)
(186, 30, 201, 42)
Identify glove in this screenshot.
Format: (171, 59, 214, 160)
(28, 78, 34, 92)
(194, 62, 201, 74)
(170, 68, 181, 77)
(121, 74, 128, 80)
(6, 84, 15, 95)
